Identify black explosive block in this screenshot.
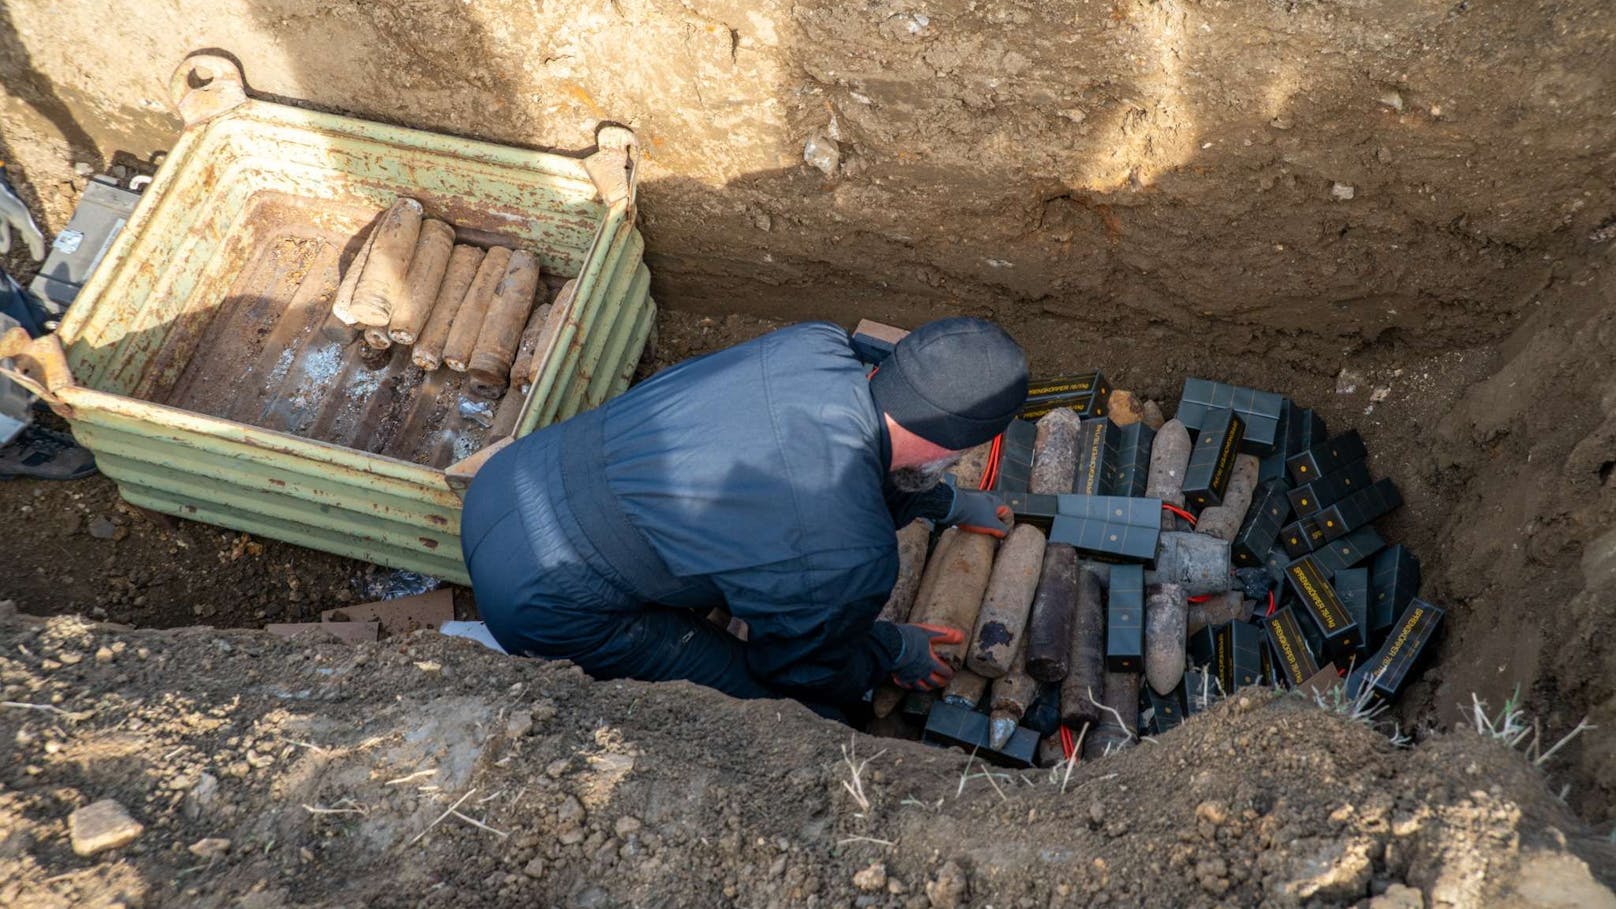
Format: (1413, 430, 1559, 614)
(1310, 526, 1387, 579)
(1144, 685, 1186, 734)
(1073, 418, 1120, 496)
(1105, 564, 1146, 672)
(1317, 478, 1403, 542)
(1188, 625, 1216, 668)
(1024, 683, 1062, 736)
(1263, 542, 1292, 584)
(1260, 403, 1324, 484)
(1369, 545, 1422, 635)
(991, 419, 1039, 495)
(1288, 460, 1371, 519)
(1350, 598, 1445, 703)
(1284, 555, 1361, 663)
(1049, 496, 1162, 562)
(1020, 372, 1112, 420)
(1286, 429, 1367, 486)
(922, 701, 1038, 768)
(1233, 479, 1292, 567)
(1265, 605, 1321, 688)
(1183, 668, 1222, 715)
(1211, 621, 1267, 693)
(1106, 422, 1155, 498)
(1001, 492, 1061, 532)
(1183, 408, 1246, 509)
(1176, 378, 1287, 455)
(1334, 567, 1372, 661)
(901, 689, 939, 720)
(850, 319, 908, 364)
(1280, 516, 1326, 559)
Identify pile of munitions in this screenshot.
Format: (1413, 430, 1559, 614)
(854, 323, 1443, 768)
(326, 196, 569, 403)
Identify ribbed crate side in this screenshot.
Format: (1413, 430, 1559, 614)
(583, 265, 653, 412)
(63, 389, 458, 496)
(534, 216, 635, 427)
(79, 429, 460, 534)
(93, 451, 457, 559)
(555, 232, 646, 420)
(121, 487, 469, 584)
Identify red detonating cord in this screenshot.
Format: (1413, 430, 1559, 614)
(1059, 724, 1079, 761)
(1161, 502, 1197, 527)
(1266, 591, 1277, 617)
(980, 433, 1005, 491)
(1187, 593, 1214, 604)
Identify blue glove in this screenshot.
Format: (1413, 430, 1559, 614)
(944, 486, 1012, 538)
(887, 623, 964, 690)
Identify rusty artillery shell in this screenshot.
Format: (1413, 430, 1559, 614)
(911, 530, 998, 667)
(362, 326, 392, 350)
(1107, 389, 1147, 427)
(1194, 454, 1261, 541)
(388, 219, 455, 345)
(1145, 582, 1188, 695)
(967, 524, 1047, 678)
(1149, 531, 1233, 596)
(442, 246, 513, 373)
(1038, 735, 1068, 768)
(508, 301, 554, 391)
(469, 250, 541, 398)
(347, 197, 424, 327)
(989, 640, 1037, 749)
(871, 683, 907, 719)
(1029, 408, 1082, 494)
(1148, 419, 1193, 530)
(943, 668, 989, 709)
(878, 520, 934, 624)
(912, 527, 960, 613)
(1059, 565, 1107, 726)
(1082, 671, 1138, 760)
(325, 223, 379, 338)
(412, 244, 484, 371)
(1186, 591, 1251, 636)
(1026, 543, 1078, 682)
(950, 440, 996, 491)
(518, 279, 577, 393)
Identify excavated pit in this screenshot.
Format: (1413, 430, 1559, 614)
(3, 0, 1616, 904)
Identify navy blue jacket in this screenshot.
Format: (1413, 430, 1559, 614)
(469, 321, 925, 704)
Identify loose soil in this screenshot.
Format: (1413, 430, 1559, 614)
(4, 1, 1616, 903)
(3, 610, 1614, 909)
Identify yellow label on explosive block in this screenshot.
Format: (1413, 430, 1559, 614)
(1375, 606, 1425, 677)
(1287, 560, 1345, 631)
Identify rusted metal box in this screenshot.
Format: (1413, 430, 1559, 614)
(4, 56, 654, 584)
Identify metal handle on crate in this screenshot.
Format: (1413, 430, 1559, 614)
(169, 54, 249, 128)
(584, 124, 639, 210)
(0, 327, 74, 417)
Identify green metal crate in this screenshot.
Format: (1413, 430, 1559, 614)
(16, 56, 654, 585)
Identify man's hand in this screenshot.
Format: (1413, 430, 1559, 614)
(0, 167, 46, 262)
(889, 622, 964, 690)
(944, 487, 1012, 538)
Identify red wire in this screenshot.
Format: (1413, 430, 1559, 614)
(1059, 724, 1078, 761)
(980, 433, 1004, 491)
(1266, 591, 1277, 617)
(1161, 503, 1197, 527)
(1187, 594, 1214, 604)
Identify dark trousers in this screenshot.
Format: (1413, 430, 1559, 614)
(462, 471, 778, 702)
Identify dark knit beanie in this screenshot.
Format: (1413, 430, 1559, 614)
(869, 317, 1028, 450)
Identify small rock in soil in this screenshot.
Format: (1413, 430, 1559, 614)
(613, 816, 641, 837)
(87, 516, 124, 540)
(188, 837, 230, 859)
(523, 857, 546, 879)
(853, 862, 887, 892)
(1370, 883, 1424, 909)
(925, 860, 969, 909)
(69, 799, 144, 856)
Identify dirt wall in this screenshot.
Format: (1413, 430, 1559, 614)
(3, 0, 1615, 347)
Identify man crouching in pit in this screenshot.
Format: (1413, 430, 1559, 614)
(460, 317, 1027, 716)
